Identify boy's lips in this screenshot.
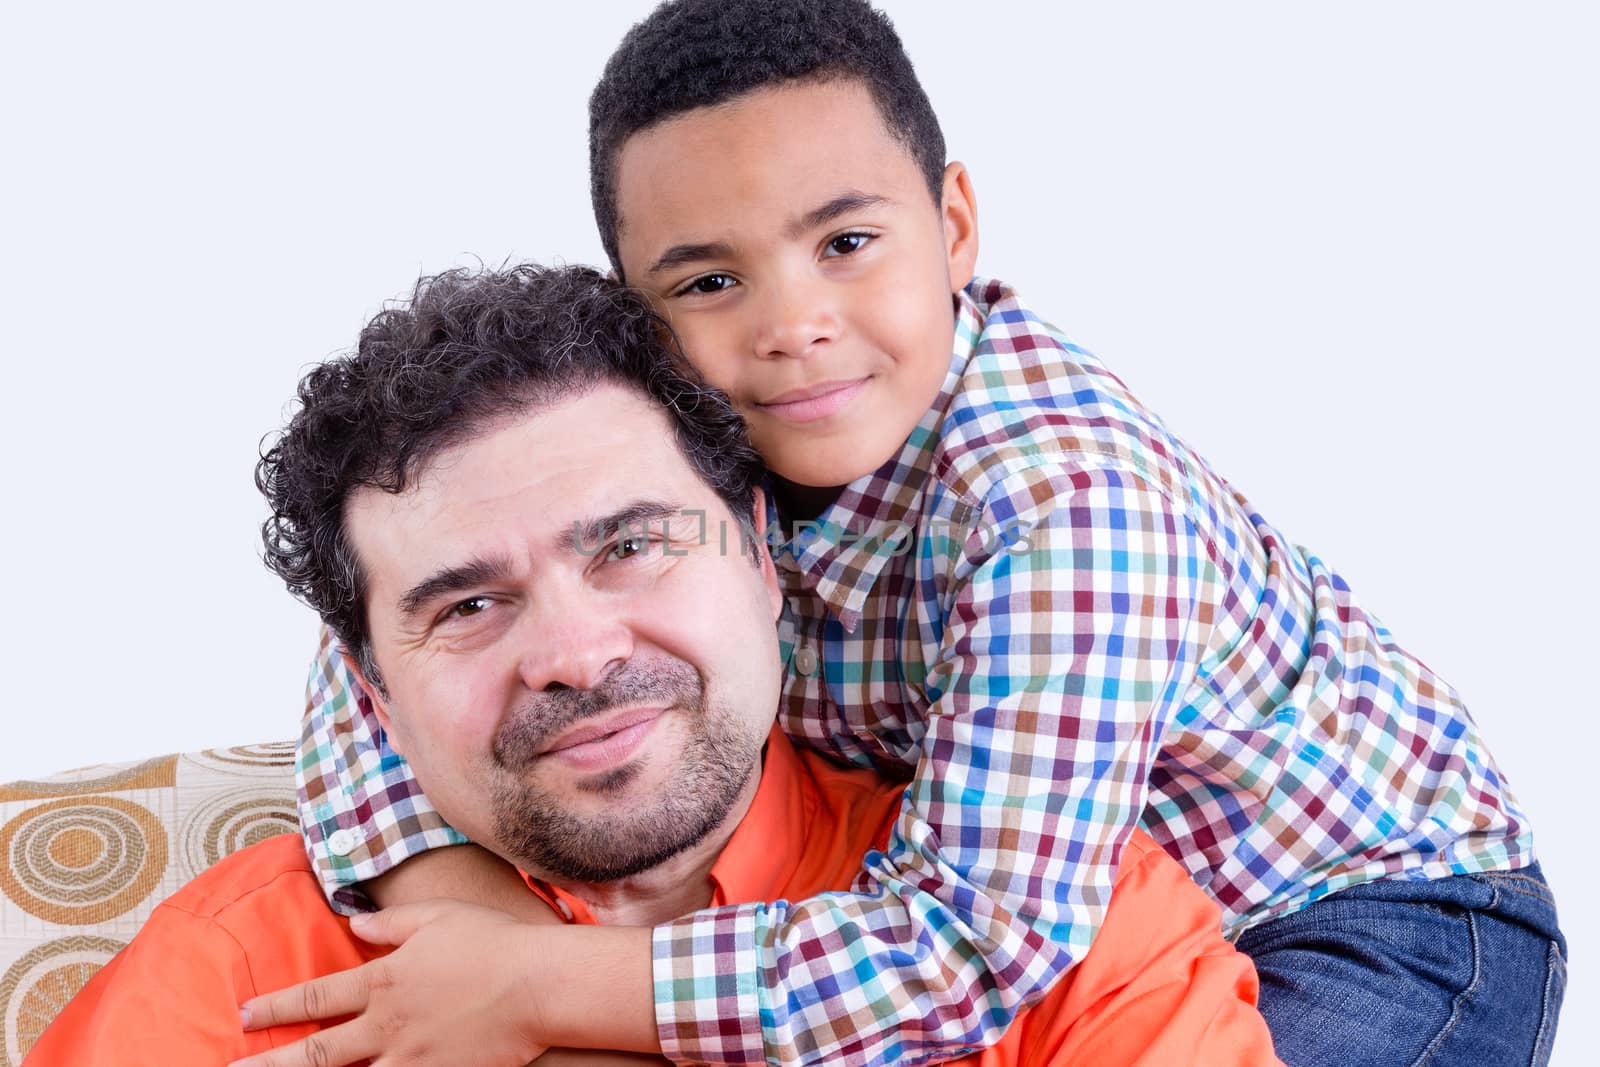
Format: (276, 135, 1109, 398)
(755, 378, 869, 423)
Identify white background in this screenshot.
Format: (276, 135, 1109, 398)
(2, 0, 1594, 1058)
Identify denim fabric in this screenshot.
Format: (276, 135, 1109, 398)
(1236, 863, 1566, 1066)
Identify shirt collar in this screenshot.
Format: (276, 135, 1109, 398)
(772, 282, 993, 631)
(519, 725, 815, 923)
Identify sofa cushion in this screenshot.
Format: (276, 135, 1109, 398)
(0, 743, 296, 1065)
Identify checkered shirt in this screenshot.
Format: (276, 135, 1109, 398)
(296, 277, 1531, 1066)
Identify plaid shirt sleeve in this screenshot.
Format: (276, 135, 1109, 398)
(654, 463, 1214, 1066)
(296, 624, 467, 914)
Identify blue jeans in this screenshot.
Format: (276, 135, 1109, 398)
(1236, 863, 1566, 1067)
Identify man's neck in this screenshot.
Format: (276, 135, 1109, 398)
(539, 758, 764, 927)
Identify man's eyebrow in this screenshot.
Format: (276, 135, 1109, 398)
(397, 556, 514, 620)
(645, 241, 737, 279)
(787, 191, 890, 239)
(559, 499, 683, 555)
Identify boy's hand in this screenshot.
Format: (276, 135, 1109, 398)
(368, 841, 557, 921)
(533, 1054, 671, 1067)
(230, 900, 551, 1067)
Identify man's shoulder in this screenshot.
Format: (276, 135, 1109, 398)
(157, 832, 322, 924)
(1117, 830, 1174, 880)
(26, 829, 365, 1064)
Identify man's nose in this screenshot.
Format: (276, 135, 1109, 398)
(752, 272, 841, 360)
(512, 593, 634, 693)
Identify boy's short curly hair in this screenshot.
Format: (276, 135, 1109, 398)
(255, 263, 763, 687)
(589, 0, 946, 271)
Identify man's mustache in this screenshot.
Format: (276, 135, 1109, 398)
(492, 660, 702, 771)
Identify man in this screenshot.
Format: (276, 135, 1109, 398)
(28, 264, 1279, 1066)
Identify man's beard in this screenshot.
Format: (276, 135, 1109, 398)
(488, 659, 757, 883)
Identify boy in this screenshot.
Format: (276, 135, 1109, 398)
(266, 1, 1563, 1064)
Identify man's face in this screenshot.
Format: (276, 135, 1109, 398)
(345, 384, 784, 883)
(614, 78, 980, 492)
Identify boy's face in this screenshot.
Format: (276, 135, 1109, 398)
(613, 79, 979, 492)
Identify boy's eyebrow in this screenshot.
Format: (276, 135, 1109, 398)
(786, 191, 890, 239)
(397, 555, 515, 620)
(645, 241, 736, 279)
(643, 192, 890, 279)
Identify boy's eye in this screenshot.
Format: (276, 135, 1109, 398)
(823, 233, 871, 257)
(683, 273, 736, 296)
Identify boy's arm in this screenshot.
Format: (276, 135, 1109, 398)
(652, 469, 1211, 1067)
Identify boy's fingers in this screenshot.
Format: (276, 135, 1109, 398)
(352, 900, 445, 946)
(240, 964, 372, 1029)
(227, 1018, 376, 1067)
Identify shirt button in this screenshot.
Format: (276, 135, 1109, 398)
(793, 646, 820, 676)
(327, 828, 359, 856)
(556, 899, 575, 922)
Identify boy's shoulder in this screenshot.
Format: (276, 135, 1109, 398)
(927, 278, 1200, 518)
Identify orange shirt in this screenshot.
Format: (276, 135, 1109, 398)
(28, 731, 1280, 1066)
(531, 731, 1282, 1067)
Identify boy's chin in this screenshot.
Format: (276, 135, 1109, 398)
(761, 426, 906, 492)
(773, 451, 890, 495)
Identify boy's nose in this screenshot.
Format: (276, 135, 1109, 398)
(752, 278, 841, 359)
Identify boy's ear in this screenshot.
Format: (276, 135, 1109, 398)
(338, 647, 405, 758)
(940, 161, 980, 293)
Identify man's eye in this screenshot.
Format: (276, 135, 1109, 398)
(606, 534, 654, 561)
(449, 596, 492, 619)
(683, 273, 736, 295)
(823, 233, 871, 257)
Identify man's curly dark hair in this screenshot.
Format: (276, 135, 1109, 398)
(256, 263, 764, 688)
(589, 0, 946, 271)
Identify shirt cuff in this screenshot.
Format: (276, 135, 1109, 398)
(302, 797, 470, 917)
(652, 903, 767, 1066)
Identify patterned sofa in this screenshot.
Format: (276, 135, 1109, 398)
(0, 743, 297, 1065)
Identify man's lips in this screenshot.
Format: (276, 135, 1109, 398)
(537, 706, 665, 759)
(755, 378, 869, 423)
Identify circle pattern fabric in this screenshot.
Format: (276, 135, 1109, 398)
(183, 742, 298, 774)
(177, 790, 297, 882)
(0, 798, 168, 926)
(0, 935, 125, 1066)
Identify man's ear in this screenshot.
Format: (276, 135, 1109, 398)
(940, 161, 980, 293)
(339, 647, 405, 758)
(749, 487, 784, 623)
(750, 485, 771, 541)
